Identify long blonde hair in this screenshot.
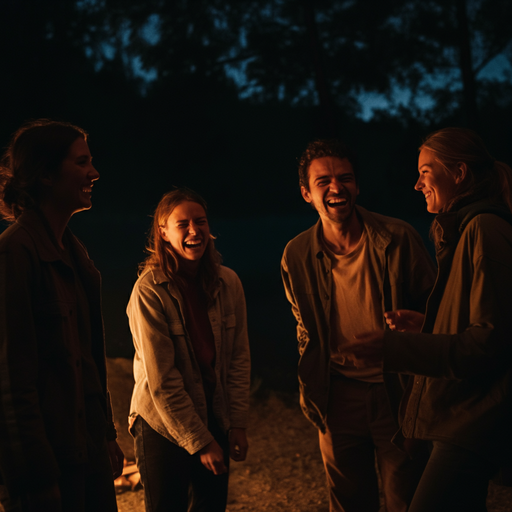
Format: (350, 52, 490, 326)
(140, 188, 222, 301)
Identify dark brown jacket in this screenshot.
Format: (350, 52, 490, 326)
(0, 210, 116, 494)
(385, 200, 512, 461)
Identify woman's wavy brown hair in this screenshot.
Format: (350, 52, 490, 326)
(139, 188, 222, 301)
(0, 119, 87, 222)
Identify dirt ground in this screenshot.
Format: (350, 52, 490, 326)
(107, 358, 512, 512)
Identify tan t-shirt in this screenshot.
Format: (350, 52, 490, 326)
(325, 227, 384, 382)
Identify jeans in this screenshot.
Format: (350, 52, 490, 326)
(319, 375, 428, 512)
(133, 415, 229, 512)
(409, 441, 499, 512)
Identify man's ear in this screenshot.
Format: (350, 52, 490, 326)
(301, 186, 312, 203)
(455, 162, 467, 184)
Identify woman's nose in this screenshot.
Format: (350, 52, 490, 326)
(414, 176, 423, 191)
(89, 165, 100, 181)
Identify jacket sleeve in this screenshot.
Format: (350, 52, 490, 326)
(281, 250, 310, 356)
(384, 216, 512, 379)
(0, 242, 60, 493)
(128, 281, 214, 454)
(225, 274, 251, 429)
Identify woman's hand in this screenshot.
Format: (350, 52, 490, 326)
(384, 310, 425, 332)
(340, 330, 385, 369)
(199, 440, 228, 475)
(229, 428, 248, 461)
(108, 440, 125, 480)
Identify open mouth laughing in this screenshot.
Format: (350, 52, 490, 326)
(184, 239, 202, 249)
(326, 196, 348, 208)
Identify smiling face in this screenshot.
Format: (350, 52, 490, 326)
(159, 201, 210, 270)
(416, 148, 460, 213)
(48, 136, 99, 216)
(301, 156, 359, 225)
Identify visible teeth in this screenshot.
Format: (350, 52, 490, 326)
(82, 188, 92, 193)
(184, 241, 201, 247)
(327, 198, 347, 206)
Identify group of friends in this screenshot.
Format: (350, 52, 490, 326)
(0, 118, 510, 512)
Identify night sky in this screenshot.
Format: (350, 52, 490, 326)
(2, 0, 512, 383)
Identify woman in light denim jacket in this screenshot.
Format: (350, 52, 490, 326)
(128, 188, 250, 512)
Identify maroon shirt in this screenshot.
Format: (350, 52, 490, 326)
(179, 274, 217, 405)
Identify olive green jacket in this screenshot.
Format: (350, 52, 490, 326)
(384, 200, 512, 461)
(282, 206, 436, 432)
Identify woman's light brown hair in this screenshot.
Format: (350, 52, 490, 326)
(140, 188, 222, 302)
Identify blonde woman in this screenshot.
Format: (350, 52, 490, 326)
(349, 127, 512, 512)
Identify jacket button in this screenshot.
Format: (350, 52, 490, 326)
(324, 294, 329, 300)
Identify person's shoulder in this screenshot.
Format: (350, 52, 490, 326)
(133, 267, 167, 291)
(283, 223, 317, 256)
(464, 212, 512, 238)
(219, 265, 241, 285)
(0, 221, 35, 253)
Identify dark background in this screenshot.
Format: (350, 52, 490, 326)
(1, 0, 512, 392)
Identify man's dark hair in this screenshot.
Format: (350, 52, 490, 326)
(298, 139, 358, 191)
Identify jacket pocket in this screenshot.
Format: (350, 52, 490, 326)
(222, 313, 236, 330)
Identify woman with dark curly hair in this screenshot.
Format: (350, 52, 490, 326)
(128, 188, 250, 512)
(0, 119, 123, 512)
(347, 127, 512, 512)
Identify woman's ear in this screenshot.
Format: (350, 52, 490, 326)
(159, 226, 169, 242)
(455, 162, 467, 184)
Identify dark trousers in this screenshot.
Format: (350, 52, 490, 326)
(409, 441, 498, 512)
(1, 439, 117, 512)
(318, 375, 427, 512)
(133, 416, 229, 512)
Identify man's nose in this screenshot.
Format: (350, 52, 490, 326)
(329, 181, 343, 193)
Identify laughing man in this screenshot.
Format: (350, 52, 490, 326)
(281, 139, 436, 512)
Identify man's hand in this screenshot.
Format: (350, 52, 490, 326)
(340, 330, 384, 369)
(229, 428, 248, 462)
(384, 310, 425, 332)
(199, 440, 227, 475)
(108, 440, 125, 480)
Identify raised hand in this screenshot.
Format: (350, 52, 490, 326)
(384, 310, 425, 332)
